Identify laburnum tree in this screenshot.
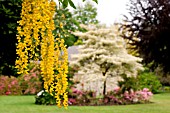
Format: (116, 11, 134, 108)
(70, 25, 143, 96)
(16, 0, 68, 108)
(120, 0, 170, 73)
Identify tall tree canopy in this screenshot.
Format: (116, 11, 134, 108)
(73, 1, 99, 25)
(120, 0, 170, 73)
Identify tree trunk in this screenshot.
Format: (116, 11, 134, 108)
(101, 66, 109, 96)
(103, 79, 106, 96)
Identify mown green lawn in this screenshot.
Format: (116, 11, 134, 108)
(0, 93, 170, 113)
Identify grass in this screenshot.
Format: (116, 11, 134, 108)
(0, 93, 170, 113)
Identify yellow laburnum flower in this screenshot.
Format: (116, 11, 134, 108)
(16, 0, 68, 108)
(54, 38, 68, 108)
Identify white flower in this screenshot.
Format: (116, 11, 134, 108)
(70, 24, 143, 94)
(133, 97, 139, 103)
(37, 90, 44, 96)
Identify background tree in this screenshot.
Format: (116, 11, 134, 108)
(0, 0, 22, 76)
(120, 0, 170, 73)
(72, 1, 99, 45)
(70, 25, 143, 96)
(53, 7, 83, 47)
(73, 1, 99, 25)
(57, 0, 98, 9)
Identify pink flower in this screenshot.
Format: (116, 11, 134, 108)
(143, 88, 149, 92)
(92, 92, 96, 97)
(113, 87, 120, 94)
(5, 91, 11, 95)
(124, 91, 131, 100)
(0, 85, 4, 90)
(11, 81, 16, 85)
(8, 84, 11, 88)
(31, 88, 36, 94)
(32, 73, 36, 77)
(68, 98, 76, 105)
(71, 87, 76, 92)
(77, 90, 83, 95)
(72, 89, 78, 93)
(147, 92, 153, 96)
(24, 76, 29, 81)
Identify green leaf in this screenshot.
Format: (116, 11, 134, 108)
(63, 0, 68, 8)
(59, 0, 63, 2)
(92, 0, 98, 4)
(82, 0, 98, 3)
(9, 31, 13, 34)
(2, 4, 6, 10)
(68, 0, 76, 9)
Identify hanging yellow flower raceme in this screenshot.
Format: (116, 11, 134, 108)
(16, 0, 68, 108)
(53, 38, 68, 108)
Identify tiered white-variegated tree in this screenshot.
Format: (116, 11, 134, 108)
(70, 25, 143, 96)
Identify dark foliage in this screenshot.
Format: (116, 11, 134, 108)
(120, 0, 170, 73)
(35, 91, 56, 105)
(0, 0, 22, 76)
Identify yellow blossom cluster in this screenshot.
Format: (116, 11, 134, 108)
(53, 38, 68, 108)
(16, 0, 68, 108)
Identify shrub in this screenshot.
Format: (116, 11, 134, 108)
(18, 62, 42, 95)
(72, 87, 153, 105)
(68, 87, 97, 105)
(67, 66, 78, 88)
(118, 74, 139, 93)
(159, 76, 170, 86)
(118, 69, 162, 94)
(35, 86, 153, 106)
(162, 86, 170, 92)
(0, 76, 22, 95)
(35, 88, 98, 106)
(137, 69, 162, 93)
(35, 90, 56, 105)
(155, 66, 170, 86)
(106, 87, 153, 105)
(68, 87, 153, 105)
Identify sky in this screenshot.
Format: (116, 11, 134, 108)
(54, 0, 130, 26)
(92, 0, 129, 25)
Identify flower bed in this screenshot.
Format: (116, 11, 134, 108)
(35, 87, 153, 106)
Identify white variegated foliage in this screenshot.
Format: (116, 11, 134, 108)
(70, 25, 143, 95)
